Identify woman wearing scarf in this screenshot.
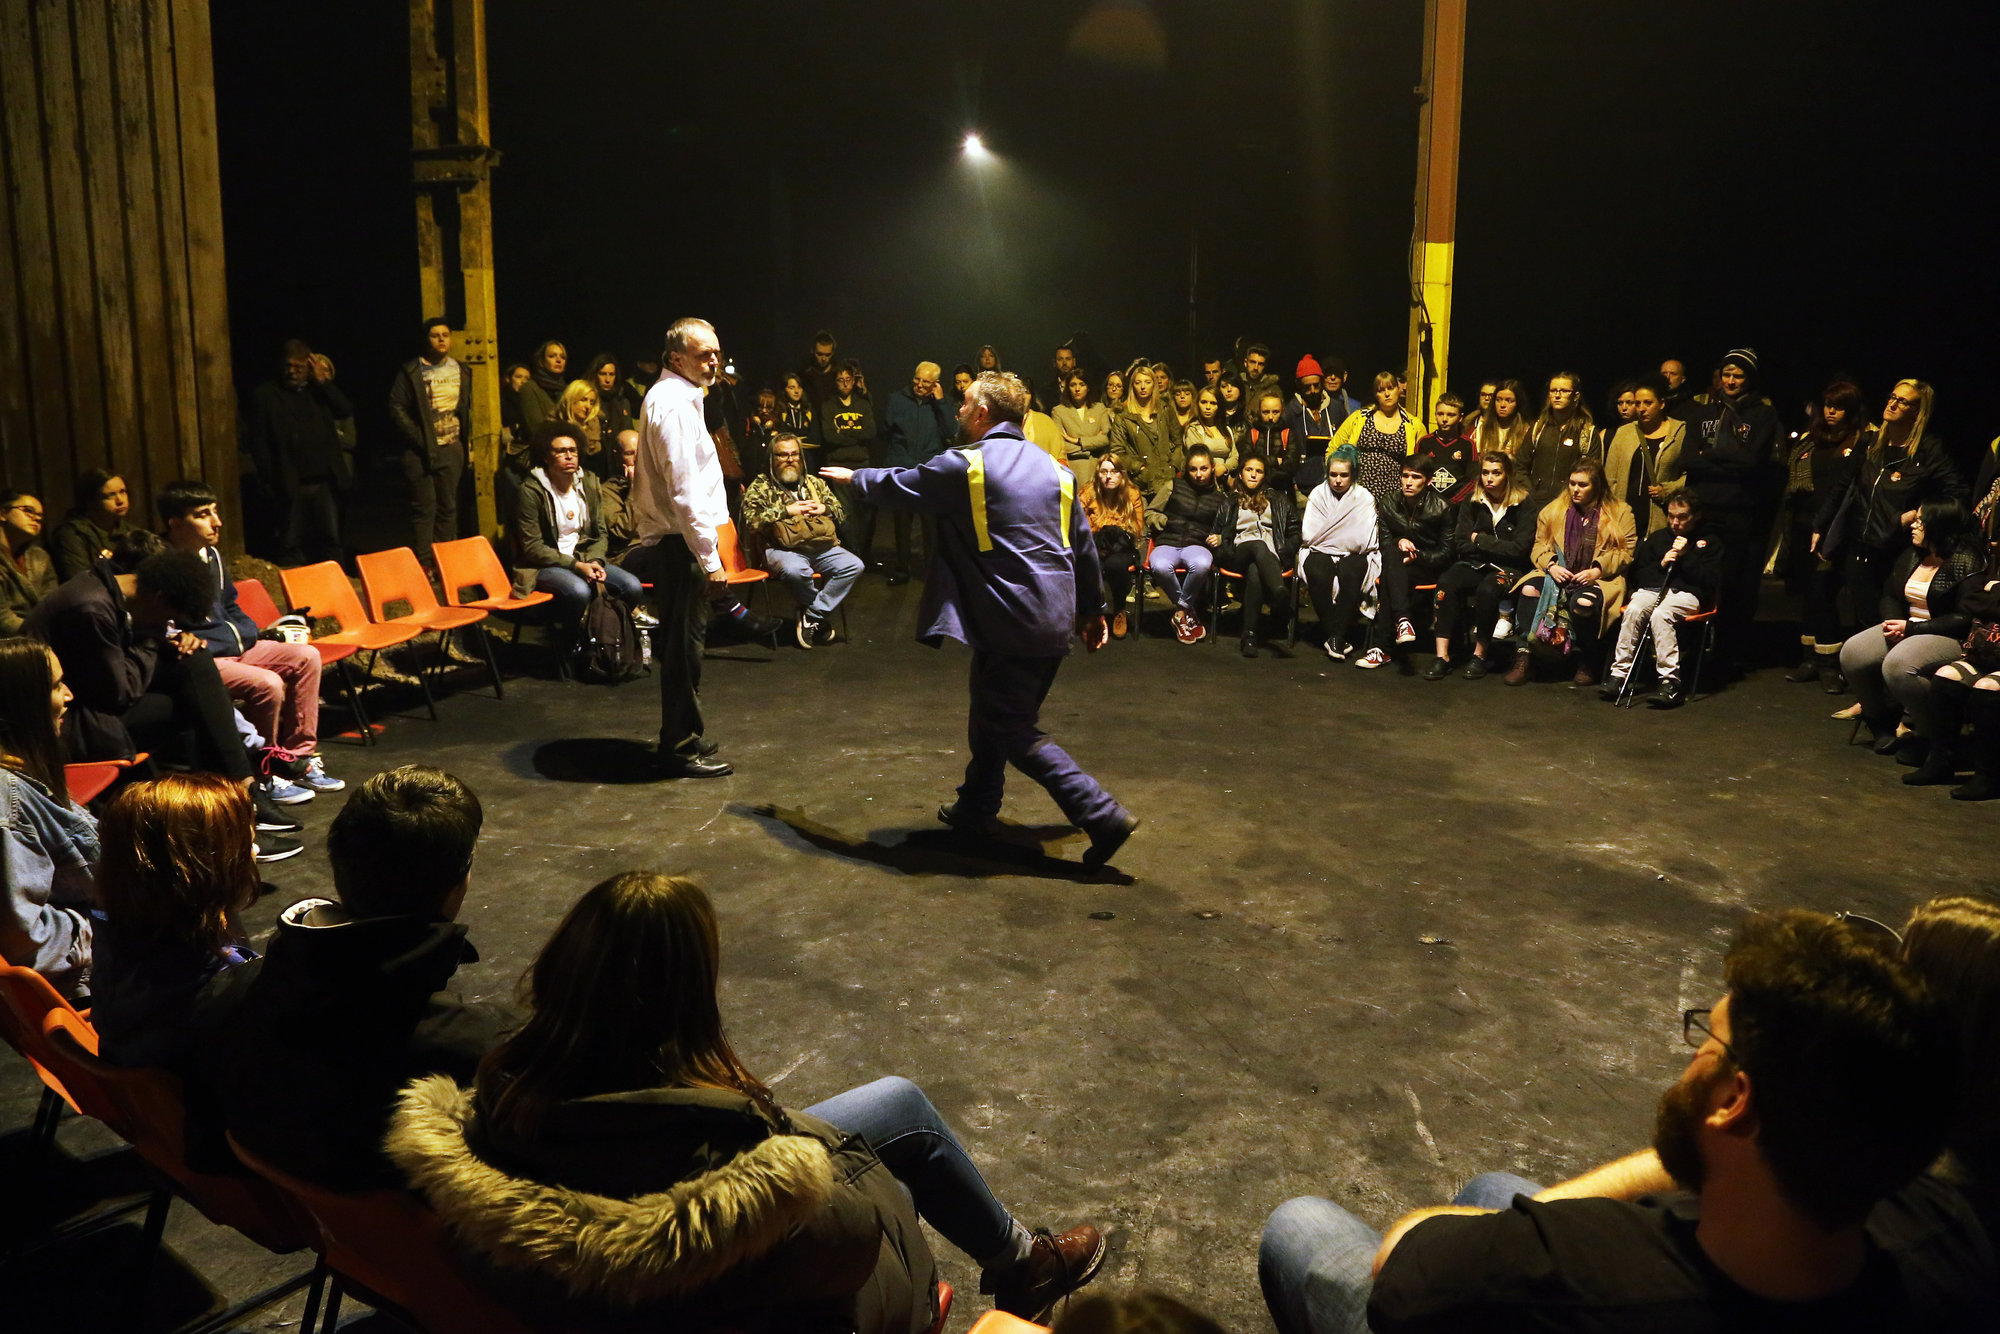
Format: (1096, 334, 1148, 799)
(1504, 458, 1635, 687)
(588, 353, 635, 476)
(1081, 453, 1146, 640)
(1299, 445, 1382, 661)
(517, 340, 568, 432)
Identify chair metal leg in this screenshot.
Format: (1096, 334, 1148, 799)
(475, 622, 504, 699)
(299, 1259, 328, 1334)
(1287, 577, 1300, 649)
(336, 658, 373, 745)
(127, 1185, 173, 1325)
(1689, 621, 1714, 702)
(31, 1084, 64, 1146)
(415, 638, 441, 720)
(319, 1281, 344, 1334)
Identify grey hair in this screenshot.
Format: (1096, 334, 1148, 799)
(966, 371, 1028, 425)
(663, 317, 715, 360)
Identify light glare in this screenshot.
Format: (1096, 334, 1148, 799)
(962, 132, 986, 155)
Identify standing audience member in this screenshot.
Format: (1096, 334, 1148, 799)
(589, 353, 636, 471)
(1659, 356, 1696, 416)
(1151, 446, 1226, 644)
(513, 422, 646, 630)
(1681, 349, 1785, 670)
(778, 373, 817, 473)
(89, 773, 259, 1069)
(1471, 378, 1528, 458)
(1815, 377, 1965, 659)
(1504, 459, 1636, 688)
(1237, 343, 1280, 411)
(1299, 451, 1380, 663)
(1602, 489, 1724, 709)
(386, 873, 1106, 1329)
(1285, 356, 1344, 489)
(1110, 365, 1175, 496)
(1367, 457, 1455, 666)
(1102, 368, 1127, 418)
(1, 489, 56, 636)
(1210, 456, 1300, 658)
(243, 339, 353, 564)
(1082, 453, 1147, 639)
(1516, 371, 1596, 508)
(1247, 394, 1303, 497)
(1840, 499, 1984, 765)
(799, 330, 841, 409)
(878, 362, 959, 585)
(1783, 378, 1869, 686)
(1428, 451, 1535, 679)
(0, 638, 98, 999)
(158, 481, 340, 798)
(740, 432, 862, 648)
(388, 317, 471, 570)
(1215, 371, 1247, 437)
(50, 469, 138, 582)
(517, 340, 567, 431)
(1411, 394, 1477, 504)
(815, 361, 881, 561)
(1328, 373, 1420, 504)
(210, 765, 517, 1188)
(1594, 379, 1638, 455)
(1602, 373, 1688, 540)
(1182, 386, 1239, 477)
(1055, 371, 1114, 485)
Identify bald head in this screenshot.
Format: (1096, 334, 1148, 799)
(912, 361, 942, 401)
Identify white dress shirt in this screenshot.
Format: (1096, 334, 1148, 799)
(633, 371, 729, 572)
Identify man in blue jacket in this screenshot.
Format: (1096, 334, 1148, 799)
(872, 361, 959, 585)
(823, 372, 1138, 867)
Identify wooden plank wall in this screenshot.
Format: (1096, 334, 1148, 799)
(0, 0, 236, 540)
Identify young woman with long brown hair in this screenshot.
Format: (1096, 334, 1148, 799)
(1082, 453, 1147, 638)
(388, 873, 1104, 1330)
(0, 638, 98, 998)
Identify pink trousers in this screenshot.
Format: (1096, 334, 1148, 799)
(216, 640, 321, 756)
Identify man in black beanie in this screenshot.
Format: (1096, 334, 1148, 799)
(1681, 347, 1783, 674)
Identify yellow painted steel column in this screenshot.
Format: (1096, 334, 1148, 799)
(1405, 0, 1467, 429)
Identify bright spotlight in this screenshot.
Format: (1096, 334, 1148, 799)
(962, 132, 988, 156)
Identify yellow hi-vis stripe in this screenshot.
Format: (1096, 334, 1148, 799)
(962, 447, 1073, 552)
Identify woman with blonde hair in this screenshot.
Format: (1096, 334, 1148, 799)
(387, 872, 1103, 1330)
(0, 638, 98, 999)
(1082, 453, 1146, 638)
(557, 378, 605, 464)
(90, 773, 260, 1068)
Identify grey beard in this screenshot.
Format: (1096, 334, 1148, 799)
(778, 466, 803, 484)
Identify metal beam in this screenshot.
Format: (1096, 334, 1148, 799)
(1405, 0, 1467, 428)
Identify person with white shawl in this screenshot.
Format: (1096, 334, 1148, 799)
(1300, 447, 1382, 661)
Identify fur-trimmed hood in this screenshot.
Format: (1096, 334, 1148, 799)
(387, 1075, 844, 1306)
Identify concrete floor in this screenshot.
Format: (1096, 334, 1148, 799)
(6, 573, 1996, 1332)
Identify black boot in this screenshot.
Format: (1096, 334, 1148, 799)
(1906, 679, 1967, 785)
(1785, 650, 1821, 683)
(1862, 711, 1903, 753)
(1952, 695, 2000, 801)
(1240, 629, 1258, 658)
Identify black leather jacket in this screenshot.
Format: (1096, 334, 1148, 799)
(1378, 489, 1452, 568)
(1449, 495, 1534, 572)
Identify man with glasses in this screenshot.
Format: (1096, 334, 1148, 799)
(877, 361, 958, 585)
(1261, 910, 1989, 1332)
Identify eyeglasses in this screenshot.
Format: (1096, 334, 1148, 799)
(1886, 394, 1921, 409)
(1682, 1008, 1737, 1062)
(7, 504, 43, 519)
(1835, 910, 1904, 947)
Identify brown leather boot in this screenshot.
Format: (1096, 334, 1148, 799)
(981, 1224, 1107, 1320)
(1502, 648, 1531, 686)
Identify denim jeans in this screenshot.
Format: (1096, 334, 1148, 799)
(766, 544, 865, 620)
(805, 1076, 1031, 1268)
(1260, 1173, 1542, 1334)
(534, 560, 646, 621)
(1148, 542, 1213, 612)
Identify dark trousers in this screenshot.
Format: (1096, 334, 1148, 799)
(1706, 505, 1761, 664)
(1303, 550, 1369, 648)
(1230, 540, 1286, 623)
(1097, 528, 1138, 608)
(960, 651, 1120, 832)
(122, 647, 253, 779)
(401, 448, 464, 568)
(1843, 544, 1901, 643)
(1435, 561, 1512, 648)
(280, 479, 343, 566)
(627, 536, 710, 756)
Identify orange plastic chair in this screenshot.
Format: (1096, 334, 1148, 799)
(715, 520, 770, 590)
(433, 535, 566, 683)
(233, 576, 284, 631)
(63, 751, 149, 805)
(357, 546, 504, 699)
(227, 1133, 542, 1334)
(41, 1012, 324, 1327)
(969, 1311, 1049, 1333)
(240, 576, 373, 740)
(0, 962, 88, 1142)
(283, 561, 434, 727)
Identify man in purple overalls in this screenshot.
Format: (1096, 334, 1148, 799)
(822, 372, 1139, 867)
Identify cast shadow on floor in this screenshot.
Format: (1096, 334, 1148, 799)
(741, 803, 1137, 884)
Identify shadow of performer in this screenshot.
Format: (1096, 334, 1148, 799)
(742, 804, 1134, 885)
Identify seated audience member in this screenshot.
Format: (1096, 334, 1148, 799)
(1053, 1290, 1228, 1334)
(1907, 554, 2000, 797)
(1261, 910, 1978, 1334)
(1841, 498, 1985, 765)
(1, 488, 57, 636)
(1504, 459, 1636, 688)
(598, 429, 641, 565)
(741, 432, 862, 648)
(1182, 385, 1239, 478)
(1150, 446, 1226, 644)
(210, 765, 516, 1188)
(1055, 370, 1114, 485)
(1604, 374, 1689, 543)
(50, 469, 139, 582)
(1285, 356, 1344, 490)
(1602, 489, 1724, 708)
(555, 378, 604, 471)
(90, 774, 258, 1069)
(1247, 393, 1303, 497)
(0, 638, 98, 999)
(388, 873, 1104, 1329)
(1411, 393, 1477, 505)
(1365, 457, 1454, 667)
(1082, 453, 1146, 639)
(1210, 455, 1300, 658)
(158, 481, 340, 800)
(878, 361, 959, 583)
(1299, 450, 1380, 663)
(513, 420, 646, 628)
(1428, 451, 1535, 679)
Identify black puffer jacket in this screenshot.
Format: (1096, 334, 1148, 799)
(388, 1078, 938, 1334)
(1210, 489, 1301, 567)
(1449, 496, 1534, 572)
(1378, 489, 1452, 568)
(1880, 547, 1986, 641)
(1156, 476, 1226, 548)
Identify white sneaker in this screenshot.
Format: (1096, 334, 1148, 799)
(1324, 640, 1348, 661)
(632, 607, 660, 630)
(1354, 647, 1392, 669)
(1492, 614, 1514, 640)
(298, 754, 345, 792)
(795, 616, 820, 649)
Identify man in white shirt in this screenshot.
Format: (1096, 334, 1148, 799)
(627, 317, 733, 777)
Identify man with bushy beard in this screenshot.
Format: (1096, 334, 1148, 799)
(1260, 910, 1993, 1333)
(740, 432, 861, 648)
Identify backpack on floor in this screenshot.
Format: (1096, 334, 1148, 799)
(579, 585, 645, 683)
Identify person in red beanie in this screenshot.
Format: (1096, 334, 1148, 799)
(1286, 354, 1346, 490)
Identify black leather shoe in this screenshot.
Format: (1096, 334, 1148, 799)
(886, 569, 911, 587)
(1647, 682, 1688, 709)
(938, 802, 1005, 837)
(658, 753, 733, 778)
(692, 736, 720, 758)
(1082, 809, 1140, 868)
(1422, 658, 1452, 681)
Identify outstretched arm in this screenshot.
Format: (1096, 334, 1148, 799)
(821, 451, 967, 515)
